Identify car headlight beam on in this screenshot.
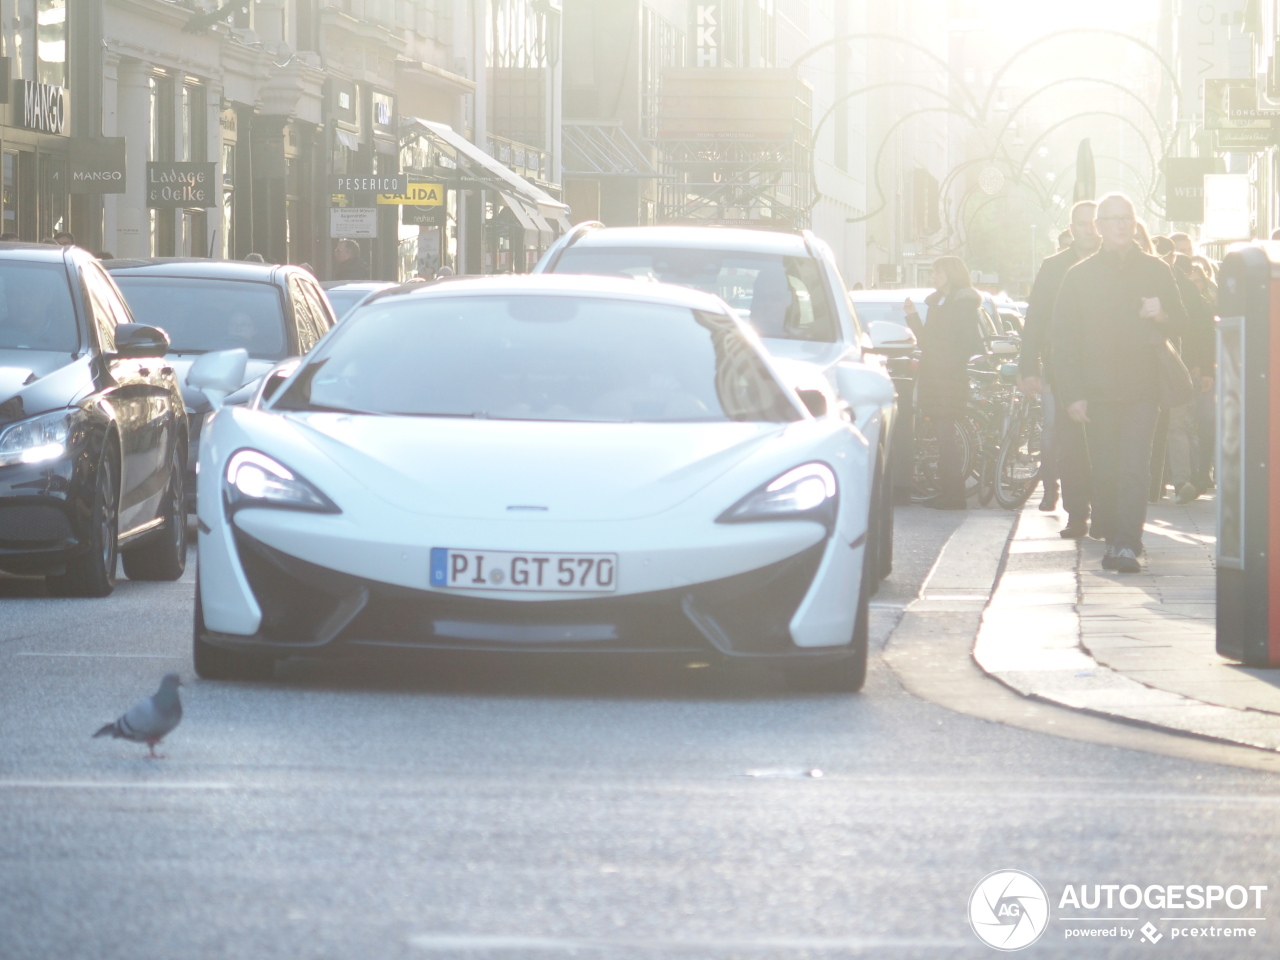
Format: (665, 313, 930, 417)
(223, 449, 339, 514)
(0, 410, 74, 468)
(718, 462, 838, 530)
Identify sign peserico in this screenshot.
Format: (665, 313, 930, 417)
(146, 162, 216, 208)
(70, 138, 127, 195)
(14, 79, 66, 135)
(376, 182, 445, 206)
(332, 174, 406, 195)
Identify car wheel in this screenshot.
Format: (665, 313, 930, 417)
(122, 442, 187, 581)
(784, 548, 870, 694)
(46, 443, 119, 598)
(193, 577, 276, 681)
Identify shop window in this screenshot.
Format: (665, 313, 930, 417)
(36, 0, 66, 88)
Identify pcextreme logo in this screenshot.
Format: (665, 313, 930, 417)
(969, 870, 1050, 951)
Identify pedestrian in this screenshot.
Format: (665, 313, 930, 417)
(1163, 254, 1211, 504)
(95, 251, 114, 260)
(53, 230, 75, 246)
(435, 265, 454, 278)
(1057, 229, 1072, 252)
(244, 252, 266, 263)
(332, 238, 369, 280)
(1170, 232, 1194, 259)
(906, 255, 985, 509)
(1052, 193, 1189, 573)
(1019, 200, 1099, 537)
(1134, 220, 1154, 254)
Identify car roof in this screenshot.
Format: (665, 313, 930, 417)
(320, 281, 397, 291)
(849, 288, 935, 302)
(101, 257, 301, 282)
(564, 225, 812, 257)
(0, 242, 73, 264)
(364, 273, 733, 313)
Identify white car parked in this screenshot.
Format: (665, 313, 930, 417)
(190, 276, 880, 691)
(535, 223, 898, 583)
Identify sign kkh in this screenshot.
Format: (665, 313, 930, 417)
(146, 162, 216, 208)
(14, 79, 66, 135)
(70, 138, 127, 195)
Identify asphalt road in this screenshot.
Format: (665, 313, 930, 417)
(2, 506, 1278, 959)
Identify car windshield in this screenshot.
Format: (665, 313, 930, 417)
(0, 260, 77, 352)
(111, 276, 287, 359)
(850, 300, 928, 328)
(553, 247, 838, 343)
(274, 294, 802, 424)
(324, 287, 373, 320)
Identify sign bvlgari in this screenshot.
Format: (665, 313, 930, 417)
(14, 79, 67, 135)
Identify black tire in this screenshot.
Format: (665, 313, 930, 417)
(122, 442, 187, 581)
(912, 417, 978, 505)
(193, 579, 276, 681)
(978, 453, 996, 506)
(994, 412, 1043, 510)
(869, 450, 893, 582)
(46, 442, 119, 598)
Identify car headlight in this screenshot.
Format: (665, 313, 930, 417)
(718, 462, 838, 530)
(0, 410, 74, 468)
(223, 449, 339, 514)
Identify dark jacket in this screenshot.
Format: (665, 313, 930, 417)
(916, 287, 984, 419)
(331, 256, 370, 281)
(1019, 245, 1083, 382)
(1052, 243, 1189, 407)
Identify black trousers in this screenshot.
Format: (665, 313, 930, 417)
(1053, 398, 1092, 524)
(935, 415, 966, 504)
(1085, 399, 1160, 552)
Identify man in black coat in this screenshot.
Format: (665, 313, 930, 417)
(1052, 194, 1188, 573)
(1019, 200, 1098, 537)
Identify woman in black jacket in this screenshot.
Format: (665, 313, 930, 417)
(905, 256, 985, 508)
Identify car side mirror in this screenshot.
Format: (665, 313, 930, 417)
(112, 323, 170, 359)
(796, 388, 828, 418)
(187, 348, 249, 411)
(252, 357, 302, 408)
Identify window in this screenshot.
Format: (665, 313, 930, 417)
(0, 260, 77, 352)
(111, 277, 287, 359)
(82, 263, 131, 354)
(641, 6, 684, 141)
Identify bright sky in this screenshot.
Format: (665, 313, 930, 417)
(963, 0, 1159, 38)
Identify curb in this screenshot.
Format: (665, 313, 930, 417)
(973, 498, 1280, 754)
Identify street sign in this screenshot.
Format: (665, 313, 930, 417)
(403, 203, 444, 226)
(70, 137, 127, 194)
(329, 207, 378, 239)
(1214, 126, 1276, 150)
(1164, 157, 1223, 223)
(376, 182, 445, 205)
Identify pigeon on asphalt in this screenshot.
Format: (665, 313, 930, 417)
(93, 673, 184, 759)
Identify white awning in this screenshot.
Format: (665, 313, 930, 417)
(335, 128, 361, 151)
(498, 191, 554, 243)
(403, 118, 570, 229)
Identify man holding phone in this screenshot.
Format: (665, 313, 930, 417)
(1051, 193, 1188, 573)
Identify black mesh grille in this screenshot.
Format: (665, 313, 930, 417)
(0, 505, 73, 543)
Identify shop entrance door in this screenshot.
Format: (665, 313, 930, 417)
(38, 152, 69, 240)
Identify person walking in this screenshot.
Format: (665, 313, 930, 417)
(332, 238, 370, 281)
(1019, 200, 1099, 537)
(1052, 193, 1189, 573)
(906, 256, 985, 509)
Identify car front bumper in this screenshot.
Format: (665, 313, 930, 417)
(0, 459, 91, 575)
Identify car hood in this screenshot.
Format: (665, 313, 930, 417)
(168, 354, 279, 412)
(0, 350, 92, 424)
(760, 338, 855, 373)
(285, 414, 783, 520)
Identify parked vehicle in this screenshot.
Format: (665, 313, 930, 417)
(104, 259, 336, 507)
(321, 281, 398, 320)
(0, 244, 188, 595)
(535, 223, 897, 584)
(191, 276, 878, 691)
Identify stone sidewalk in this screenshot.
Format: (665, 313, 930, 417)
(973, 492, 1280, 753)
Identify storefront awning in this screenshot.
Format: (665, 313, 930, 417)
(562, 120, 660, 178)
(498, 191, 554, 243)
(335, 128, 361, 151)
(402, 118, 570, 229)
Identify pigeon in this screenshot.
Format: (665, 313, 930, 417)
(93, 673, 184, 759)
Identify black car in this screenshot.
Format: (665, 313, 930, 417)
(103, 259, 337, 506)
(0, 244, 188, 596)
(320, 281, 397, 320)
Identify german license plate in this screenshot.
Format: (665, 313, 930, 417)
(430, 548, 618, 593)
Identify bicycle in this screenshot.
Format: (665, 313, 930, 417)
(991, 372, 1045, 509)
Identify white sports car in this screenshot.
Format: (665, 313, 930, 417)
(190, 275, 889, 690)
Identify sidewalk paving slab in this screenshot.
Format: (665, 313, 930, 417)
(972, 492, 1280, 753)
